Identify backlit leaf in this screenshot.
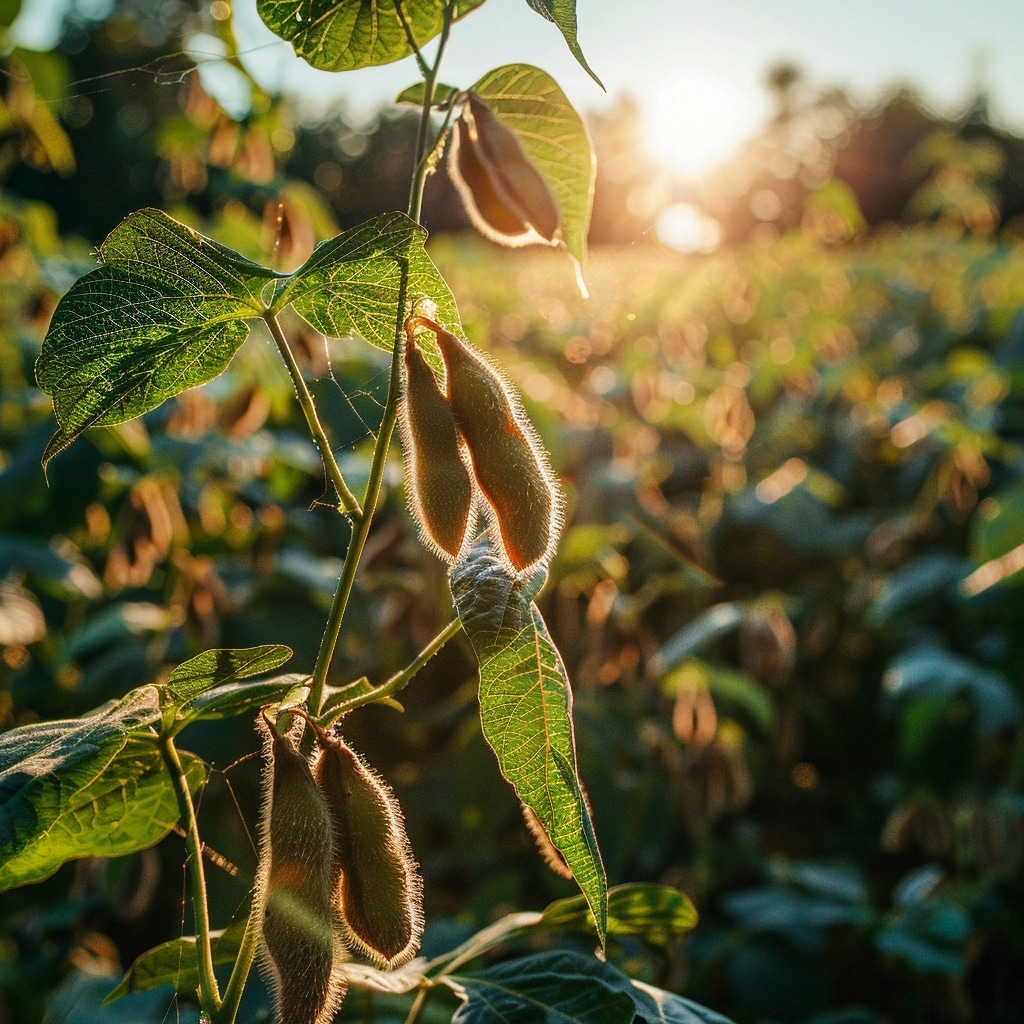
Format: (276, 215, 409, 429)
(275, 212, 461, 352)
(175, 674, 310, 724)
(540, 883, 698, 949)
(470, 65, 595, 266)
(103, 918, 247, 1004)
(522, 0, 603, 88)
(451, 542, 607, 944)
(165, 645, 294, 703)
(257, 0, 486, 73)
(0, 688, 206, 891)
(36, 209, 275, 467)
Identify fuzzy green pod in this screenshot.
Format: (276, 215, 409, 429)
(409, 316, 562, 576)
(311, 728, 423, 970)
(398, 322, 476, 561)
(255, 715, 347, 1024)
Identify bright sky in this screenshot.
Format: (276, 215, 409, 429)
(12, 0, 1024, 178)
(229, 0, 1024, 177)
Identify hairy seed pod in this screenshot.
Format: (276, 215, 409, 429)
(398, 323, 476, 561)
(407, 316, 562, 576)
(310, 726, 423, 969)
(255, 715, 347, 1024)
(520, 803, 573, 880)
(448, 92, 560, 248)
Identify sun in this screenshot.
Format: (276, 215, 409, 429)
(642, 67, 769, 179)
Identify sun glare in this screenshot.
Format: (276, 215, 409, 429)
(643, 68, 769, 179)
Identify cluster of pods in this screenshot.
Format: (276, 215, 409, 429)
(399, 315, 563, 577)
(255, 712, 422, 1024)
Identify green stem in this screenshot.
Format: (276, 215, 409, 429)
(407, 1, 455, 223)
(160, 732, 221, 1014)
(308, 260, 411, 714)
(263, 311, 362, 518)
(325, 617, 463, 722)
(214, 904, 261, 1024)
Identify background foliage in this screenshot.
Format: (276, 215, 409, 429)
(2, 1, 1023, 1023)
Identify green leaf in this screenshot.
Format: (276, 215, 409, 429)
(165, 645, 294, 703)
(274, 212, 461, 353)
(446, 951, 636, 1024)
(541, 883, 698, 949)
(103, 917, 247, 1004)
(470, 65, 595, 266)
(451, 543, 607, 945)
(395, 81, 458, 106)
(0, 688, 207, 891)
(429, 884, 697, 976)
(175, 673, 311, 724)
(35, 209, 275, 468)
(522, 0, 603, 89)
(257, 0, 486, 73)
(0, 0, 23, 30)
(631, 981, 739, 1024)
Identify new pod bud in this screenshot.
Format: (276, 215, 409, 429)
(309, 723, 423, 970)
(398, 321, 476, 562)
(407, 316, 562, 577)
(448, 92, 561, 249)
(255, 714, 347, 1024)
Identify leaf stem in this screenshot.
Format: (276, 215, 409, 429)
(402, 986, 430, 1024)
(324, 617, 463, 722)
(263, 311, 362, 518)
(160, 733, 221, 1014)
(308, 260, 411, 714)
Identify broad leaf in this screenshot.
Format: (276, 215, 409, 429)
(446, 951, 636, 1024)
(429, 884, 697, 976)
(165, 645, 294, 703)
(35, 209, 275, 468)
(257, 0, 486, 73)
(0, 688, 206, 891)
(522, 0, 603, 88)
(451, 543, 607, 944)
(175, 673, 310, 724)
(275, 212, 460, 353)
(103, 918, 247, 1004)
(470, 65, 595, 267)
(631, 981, 739, 1024)
(541, 883, 698, 949)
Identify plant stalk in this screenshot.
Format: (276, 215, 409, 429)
(263, 311, 362, 518)
(326, 617, 463, 721)
(160, 733, 221, 1014)
(406, 1, 455, 223)
(214, 904, 261, 1024)
(308, 259, 411, 714)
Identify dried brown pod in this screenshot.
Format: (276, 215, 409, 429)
(255, 715, 347, 1024)
(448, 92, 560, 248)
(308, 721, 423, 969)
(398, 322, 476, 561)
(407, 316, 562, 576)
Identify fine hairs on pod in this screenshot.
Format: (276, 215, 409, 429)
(254, 714, 347, 1024)
(300, 713, 424, 970)
(398, 320, 476, 562)
(406, 316, 563, 577)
